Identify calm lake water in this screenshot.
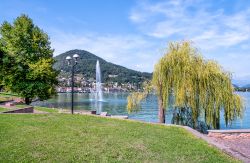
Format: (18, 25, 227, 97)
(32, 92, 250, 129)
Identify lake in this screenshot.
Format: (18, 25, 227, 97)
(32, 92, 250, 129)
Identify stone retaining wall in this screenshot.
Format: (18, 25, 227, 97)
(3, 107, 34, 113)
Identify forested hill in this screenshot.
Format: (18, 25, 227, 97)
(54, 49, 152, 83)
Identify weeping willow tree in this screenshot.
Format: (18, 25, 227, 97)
(127, 41, 243, 129)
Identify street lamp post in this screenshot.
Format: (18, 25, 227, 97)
(66, 54, 80, 114)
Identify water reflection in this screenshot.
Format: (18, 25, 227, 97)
(32, 92, 250, 129)
(92, 101, 103, 114)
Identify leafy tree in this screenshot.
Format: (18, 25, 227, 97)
(127, 41, 243, 129)
(0, 45, 4, 91)
(0, 14, 58, 104)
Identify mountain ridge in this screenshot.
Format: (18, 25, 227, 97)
(54, 49, 152, 83)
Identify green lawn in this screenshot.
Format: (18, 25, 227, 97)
(0, 92, 19, 97)
(0, 92, 19, 102)
(0, 96, 11, 102)
(0, 113, 239, 162)
(15, 104, 30, 108)
(34, 106, 59, 113)
(0, 107, 9, 112)
(0, 105, 30, 113)
(0, 105, 58, 113)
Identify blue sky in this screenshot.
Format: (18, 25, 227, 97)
(1, 0, 250, 85)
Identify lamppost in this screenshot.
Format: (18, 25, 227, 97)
(66, 54, 80, 114)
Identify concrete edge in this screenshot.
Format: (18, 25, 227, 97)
(208, 129, 250, 133)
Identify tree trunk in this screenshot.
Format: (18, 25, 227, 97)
(158, 96, 165, 123)
(212, 110, 220, 129)
(215, 112, 220, 129)
(24, 97, 31, 105)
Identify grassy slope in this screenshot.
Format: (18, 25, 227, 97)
(0, 105, 30, 113)
(0, 96, 11, 102)
(0, 114, 238, 163)
(0, 105, 59, 113)
(0, 92, 20, 102)
(34, 106, 59, 113)
(0, 107, 9, 112)
(0, 92, 19, 98)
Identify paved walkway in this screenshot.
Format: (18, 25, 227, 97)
(212, 137, 250, 162)
(181, 126, 250, 163)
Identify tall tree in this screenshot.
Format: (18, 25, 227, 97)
(0, 44, 4, 91)
(127, 41, 243, 129)
(0, 14, 58, 104)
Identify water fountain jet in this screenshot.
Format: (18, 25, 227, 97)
(95, 60, 103, 102)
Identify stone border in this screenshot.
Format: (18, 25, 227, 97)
(2, 106, 34, 113)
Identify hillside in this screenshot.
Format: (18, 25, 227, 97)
(242, 84, 250, 89)
(54, 49, 152, 83)
(233, 84, 250, 92)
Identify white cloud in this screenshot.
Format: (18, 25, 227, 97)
(39, 0, 250, 84)
(129, 0, 250, 84)
(129, 0, 250, 50)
